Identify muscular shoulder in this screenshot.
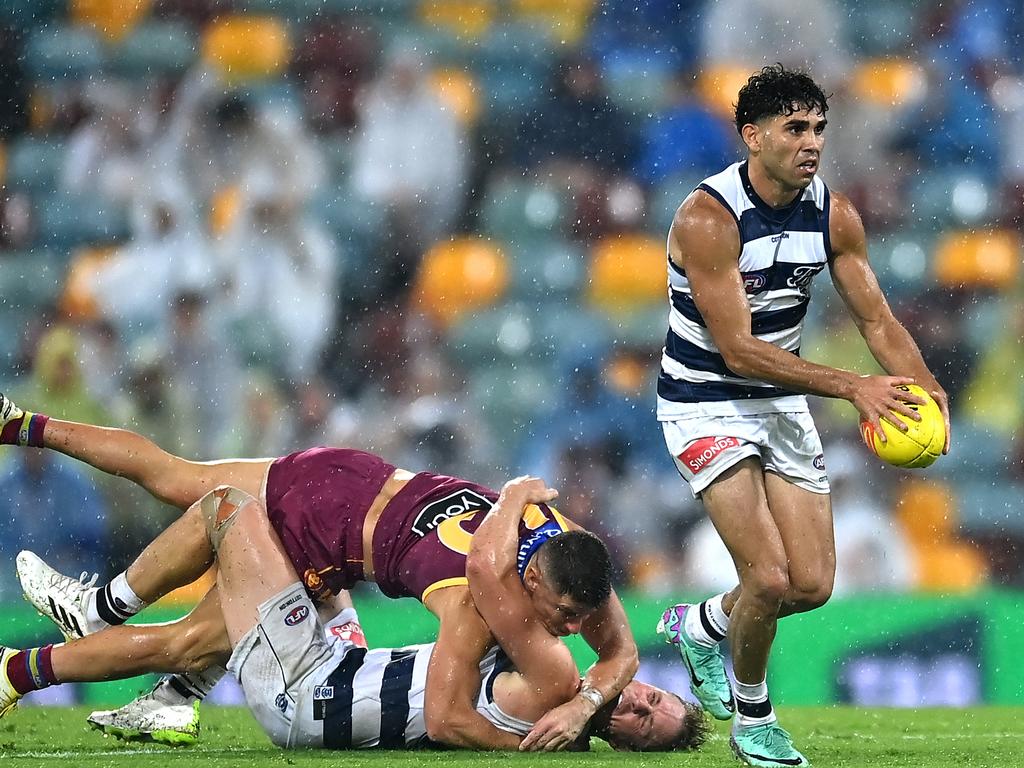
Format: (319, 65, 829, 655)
(668, 189, 741, 270)
(828, 189, 867, 257)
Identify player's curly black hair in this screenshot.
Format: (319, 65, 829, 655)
(734, 63, 830, 134)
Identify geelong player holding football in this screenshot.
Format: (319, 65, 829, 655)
(653, 65, 950, 767)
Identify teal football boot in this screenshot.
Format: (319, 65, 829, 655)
(657, 603, 734, 720)
(731, 721, 809, 767)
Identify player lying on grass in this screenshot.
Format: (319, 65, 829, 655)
(0, 485, 709, 752)
(0, 394, 642, 748)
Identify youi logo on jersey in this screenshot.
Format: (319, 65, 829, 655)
(411, 489, 494, 537)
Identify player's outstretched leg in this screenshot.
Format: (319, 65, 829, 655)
(0, 644, 59, 718)
(731, 721, 809, 767)
(17, 551, 107, 641)
(657, 601, 734, 720)
(88, 681, 202, 747)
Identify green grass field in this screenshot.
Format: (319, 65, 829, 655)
(0, 706, 1019, 767)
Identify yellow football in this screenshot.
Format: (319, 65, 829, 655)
(860, 384, 945, 468)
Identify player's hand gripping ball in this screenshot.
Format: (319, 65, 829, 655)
(860, 384, 945, 468)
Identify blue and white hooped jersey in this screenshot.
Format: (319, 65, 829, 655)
(657, 161, 832, 420)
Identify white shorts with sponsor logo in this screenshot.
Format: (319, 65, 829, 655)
(227, 582, 350, 748)
(662, 411, 830, 497)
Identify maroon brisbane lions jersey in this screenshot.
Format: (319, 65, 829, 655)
(370, 473, 570, 601)
(264, 447, 570, 602)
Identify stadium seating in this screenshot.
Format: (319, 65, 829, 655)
(4, 137, 65, 193)
(586, 232, 666, 317)
(481, 177, 569, 246)
(934, 229, 1020, 290)
(24, 25, 105, 80)
(108, 19, 197, 76)
(70, 0, 153, 43)
(201, 14, 290, 82)
(850, 58, 926, 107)
(413, 236, 510, 329)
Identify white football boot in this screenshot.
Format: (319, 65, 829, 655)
(89, 682, 200, 746)
(17, 551, 104, 641)
(0, 393, 23, 427)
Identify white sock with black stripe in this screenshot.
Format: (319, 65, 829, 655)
(88, 572, 147, 627)
(684, 593, 730, 647)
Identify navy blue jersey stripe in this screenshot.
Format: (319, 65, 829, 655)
(657, 372, 800, 402)
(697, 183, 739, 225)
(738, 201, 824, 243)
(822, 185, 833, 258)
(323, 647, 367, 749)
(378, 650, 417, 749)
(485, 650, 513, 704)
(668, 254, 687, 278)
(665, 331, 734, 376)
(670, 291, 808, 334)
(751, 301, 809, 334)
(670, 290, 705, 325)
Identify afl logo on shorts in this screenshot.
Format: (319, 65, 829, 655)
(285, 605, 309, 626)
(813, 454, 826, 471)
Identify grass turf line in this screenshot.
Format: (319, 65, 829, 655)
(0, 706, 1020, 767)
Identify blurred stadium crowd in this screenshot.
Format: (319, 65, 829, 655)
(0, 0, 1022, 600)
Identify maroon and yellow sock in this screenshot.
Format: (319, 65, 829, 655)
(0, 412, 48, 447)
(4, 645, 57, 694)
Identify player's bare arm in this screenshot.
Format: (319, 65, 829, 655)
(672, 192, 921, 435)
(422, 586, 523, 750)
(467, 477, 636, 751)
(827, 190, 951, 452)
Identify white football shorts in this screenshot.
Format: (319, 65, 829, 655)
(662, 411, 830, 497)
(227, 582, 350, 748)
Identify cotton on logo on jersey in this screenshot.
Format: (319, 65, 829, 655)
(679, 437, 740, 474)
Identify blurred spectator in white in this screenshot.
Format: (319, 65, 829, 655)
(61, 80, 154, 205)
(0, 450, 110, 600)
(159, 291, 240, 458)
(156, 66, 324, 212)
(828, 441, 914, 596)
(75, 318, 132, 420)
(90, 179, 215, 337)
(219, 185, 340, 379)
(351, 47, 468, 247)
(701, 0, 852, 89)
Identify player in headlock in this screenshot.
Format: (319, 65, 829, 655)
(0, 393, 640, 749)
(0, 476, 708, 752)
(652, 64, 949, 766)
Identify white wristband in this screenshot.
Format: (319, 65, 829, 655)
(579, 685, 604, 710)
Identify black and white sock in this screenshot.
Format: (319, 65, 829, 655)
(155, 667, 227, 705)
(88, 572, 147, 627)
(735, 678, 776, 728)
(683, 593, 730, 647)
